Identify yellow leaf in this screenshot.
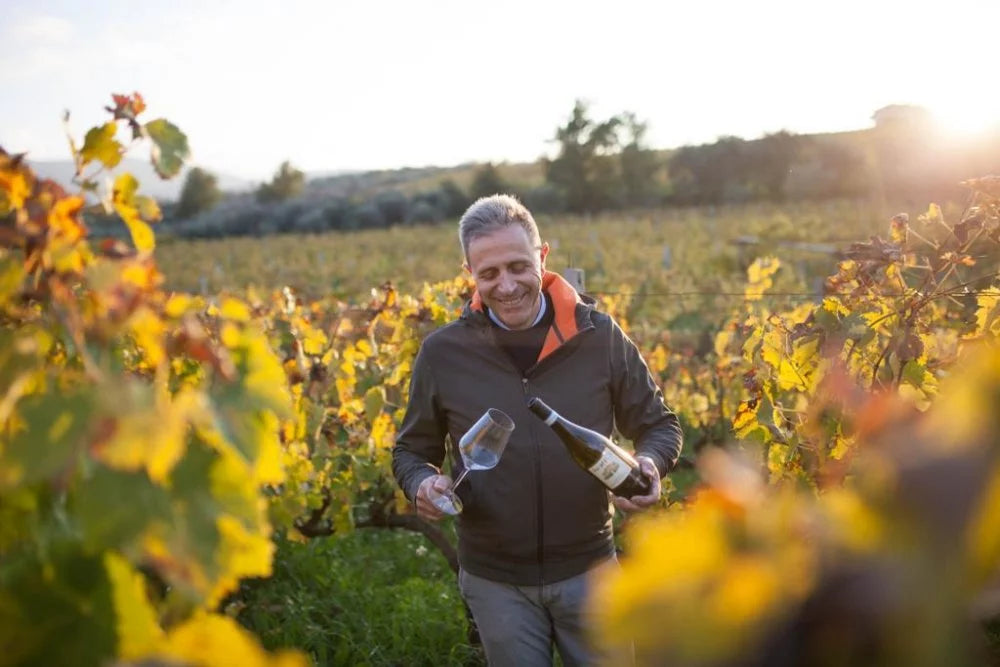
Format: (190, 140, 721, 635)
(967, 462, 1000, 583)
(94, 384, 193, 483)
(924, 202, 943, 225)
(821, 297, 849, 316)
(113, 173, 156, 252)
(208, 515, 274, 607)
(48, 195, 86, 242)
(220, 297, 251, 322)
(646, 344, 668, 375)
(121, 260, 162, 290)
(159, 612, 307, 667)
(129, 307, 166, 368)
(370, 413, 395, 451)
(165, 293, 193, 318)
(385, 358, 411, 387)
(732, 400, 760, 438)
(745, 257, 780, 302)
(819, 488, 884, 551)
(355, 339, 373, 357)
(300, 324, 328, 356)
(80, 122, 123, 168)
(710, 556, 781, 625)
(714, 330, 732, 358)
(251, 411, 285, 485)
(220, 321, 241, 347)
(104, 552, 165, 659)
(0, 160, 32, 212)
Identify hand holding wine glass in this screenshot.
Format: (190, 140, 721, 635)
(424, 408, 514, 516)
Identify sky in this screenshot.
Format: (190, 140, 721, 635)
(2, 0, 999, 183)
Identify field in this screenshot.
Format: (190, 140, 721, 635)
(156, 198, 910, 337)
(152, 196, 1000, 666)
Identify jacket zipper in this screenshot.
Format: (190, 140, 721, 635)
(522, 376, 544, 586)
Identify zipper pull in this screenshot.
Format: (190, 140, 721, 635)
(521, 378, 528, 395)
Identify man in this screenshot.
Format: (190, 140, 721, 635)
(391, 194, 683, 666)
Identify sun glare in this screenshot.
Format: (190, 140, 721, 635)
(931, 105, 1000, 139)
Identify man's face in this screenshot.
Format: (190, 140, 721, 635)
(465, 225, 549, 330)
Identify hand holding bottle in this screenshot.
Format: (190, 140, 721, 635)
(612, 455, 661, 513)
(527, 396, 657, 499)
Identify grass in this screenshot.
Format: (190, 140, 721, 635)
(234, 528, 484, 667)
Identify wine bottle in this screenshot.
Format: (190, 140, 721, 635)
(526, 396, 653, 498)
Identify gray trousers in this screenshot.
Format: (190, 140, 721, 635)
(458, 560, 633, 667)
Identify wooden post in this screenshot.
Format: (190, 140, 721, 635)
(562, 268, 586, 294)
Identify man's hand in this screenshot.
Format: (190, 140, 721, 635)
(415, 474, 454, 521)
(613, 456, 661, 513)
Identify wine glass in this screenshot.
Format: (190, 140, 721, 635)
(430, 408, 514, 515)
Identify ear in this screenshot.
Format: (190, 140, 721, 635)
(539, 242, 550, 267)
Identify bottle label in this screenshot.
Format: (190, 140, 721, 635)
(588, 449, 630, 489)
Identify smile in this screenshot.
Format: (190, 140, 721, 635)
(495, 293, 527, 306)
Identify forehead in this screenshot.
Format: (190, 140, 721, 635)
(466, 226, 538, 270)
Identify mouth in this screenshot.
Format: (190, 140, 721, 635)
(494, 293, 527, 309)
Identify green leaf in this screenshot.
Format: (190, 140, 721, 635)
(80, 122, 123, 169)
(0, 549, 117, 666)
(0, 255, 26, 307)
(901, 360, 935, 392)
(73, 465, 171, 552)
(144, 118, 190, 178)
(363, 385, 385, 422)
(2, 390, 94, 488)
(158, 441, 222, 599)
(134, 195, 162, 222)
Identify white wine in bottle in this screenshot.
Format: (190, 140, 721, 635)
(527, 396, 653, 497)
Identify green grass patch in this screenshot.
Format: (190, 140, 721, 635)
(233, 529, 484, 666)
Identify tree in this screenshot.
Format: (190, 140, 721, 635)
(544, 100, 625, 213)
(469, 162, 510, 200)
(257, 160, 305, 203)
(619, 112, 660, 207)
(175, 166, 222, 218)
(668, 136, 750, 205)
(437, 178, 470, 217)
(745, 131, 800, 201)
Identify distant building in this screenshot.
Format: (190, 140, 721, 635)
(871, 104, 934, 129)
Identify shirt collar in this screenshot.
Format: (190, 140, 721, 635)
(487, 292, 547, 330)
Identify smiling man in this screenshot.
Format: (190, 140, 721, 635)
(392, 194, 683, 666)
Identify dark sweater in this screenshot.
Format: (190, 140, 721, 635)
(487, 292, 555, 374)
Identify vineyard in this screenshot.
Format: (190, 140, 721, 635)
(2, 97, 1000, 666)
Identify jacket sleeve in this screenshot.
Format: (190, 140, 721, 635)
(607, 317, 684, 477)
(392, 343, 448, 502)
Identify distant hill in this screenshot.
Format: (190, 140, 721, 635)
(28, 158, 254, 202)
(304, 160, 551, 200)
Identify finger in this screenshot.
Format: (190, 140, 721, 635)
(614, 496, 641, 513)
(417, 499, 444, 521)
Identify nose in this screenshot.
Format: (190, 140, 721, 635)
(496, 272, 517, 294)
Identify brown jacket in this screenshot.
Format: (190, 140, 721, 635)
(391, 272, 683, 585)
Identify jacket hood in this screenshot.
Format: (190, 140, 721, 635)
(464, 271, 592, 364)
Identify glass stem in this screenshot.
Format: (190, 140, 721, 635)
(452, 468, 470, 490)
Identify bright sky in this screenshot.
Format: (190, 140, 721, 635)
(2, 0, 998, 182)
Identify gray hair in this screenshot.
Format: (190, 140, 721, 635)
(458, 194, 541, 258)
